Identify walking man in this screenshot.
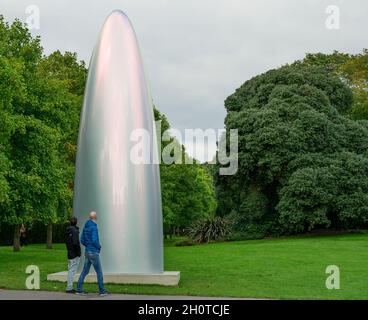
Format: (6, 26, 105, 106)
(76, 211, 109, 296)
(65, 217, 81, 293)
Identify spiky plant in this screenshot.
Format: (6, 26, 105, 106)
(189, 216, 231, 243)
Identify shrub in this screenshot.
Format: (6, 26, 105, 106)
(189, 216, 231, 243)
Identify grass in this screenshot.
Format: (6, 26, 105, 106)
(0, 234, 367, 299)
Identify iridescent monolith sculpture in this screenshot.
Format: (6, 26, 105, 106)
(48, 10, 179, 286)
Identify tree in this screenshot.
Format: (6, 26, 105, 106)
(301, 49, 368, 120)
(277, 152, 368, 232)
(154, 109, 217, 236)
(161, 161, 216, 235)
(0, 17, 43, 250)
(35, 51, 86, 248)
(216, 62, 368, 237)
(9, 118, 66, 249)
(0, 17, 85, 250)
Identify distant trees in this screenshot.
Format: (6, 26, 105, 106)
(215, 62, 368, 237)
(154, 109, 217, 237)
(161, 161, 217, 236)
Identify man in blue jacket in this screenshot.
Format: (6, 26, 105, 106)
(76, 211, 109, 296)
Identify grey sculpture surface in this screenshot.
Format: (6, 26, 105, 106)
(73, 10, 163, 274)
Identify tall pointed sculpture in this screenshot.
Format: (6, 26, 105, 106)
(74, 10, 163, 274)
(48, 10, 179, 286)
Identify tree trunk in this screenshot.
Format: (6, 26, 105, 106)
(46, 222, 53, 249)
(13, 224, 21, 252)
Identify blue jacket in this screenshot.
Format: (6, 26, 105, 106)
(80, 220, 101, 253)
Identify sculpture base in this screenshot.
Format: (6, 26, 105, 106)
(47, 271, 180, 286)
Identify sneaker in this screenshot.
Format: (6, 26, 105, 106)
(75, 291, 88, 296)
(99, 291, 110, 297)
(66, 289, 76, 294)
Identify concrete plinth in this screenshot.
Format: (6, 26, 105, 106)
(47, 271, 180, 286)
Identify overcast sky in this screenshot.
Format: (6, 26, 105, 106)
(1, 0, 367, 161)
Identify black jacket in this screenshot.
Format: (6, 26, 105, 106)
(65, 225, 81, 259)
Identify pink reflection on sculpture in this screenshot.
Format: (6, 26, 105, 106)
(73, 10, 164, 273)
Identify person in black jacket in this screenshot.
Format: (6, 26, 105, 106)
(65, 217, 81, 293)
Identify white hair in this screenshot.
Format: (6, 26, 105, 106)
(89, 211, 97, 219)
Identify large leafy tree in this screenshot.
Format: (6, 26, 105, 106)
(0, 17, 86, 250)
(35, 51, 86, 248)
(216, 63, 368, 237)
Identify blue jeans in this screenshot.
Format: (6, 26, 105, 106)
(66, 256, 80, 291)
(77, 252, 106, 293)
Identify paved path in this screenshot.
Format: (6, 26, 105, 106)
(0, 289, 255, 300)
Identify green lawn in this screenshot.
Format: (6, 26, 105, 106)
(0, 234, 367, 299)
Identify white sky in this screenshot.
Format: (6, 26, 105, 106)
(1, 0, 367, 161)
